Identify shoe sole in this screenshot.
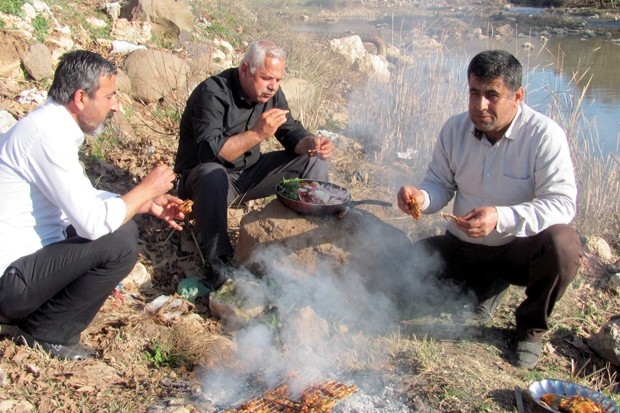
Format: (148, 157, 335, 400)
(0, 324, 18, 338)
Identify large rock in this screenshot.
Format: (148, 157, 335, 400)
(123, 49, 190, 103)
(583, 235, 616, 264)
(0, 32, 29, 81)
(0, 110, 17, 134)
(121, 0, 194, 41)
(236, 200, 415, 303)
(588, 316, 620, 366)
(111, 18, 152, 45)
(22, 41, 53, 81)
(329, 35, 367, 65)
(329, 35, 390, 83)
(351, 53, 390, 83)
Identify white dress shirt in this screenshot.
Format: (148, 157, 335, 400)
(419, 103, 577, 246)
(0, 101, 127, 274)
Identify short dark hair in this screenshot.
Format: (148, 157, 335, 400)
(467, 50, 522, 92)
(48, 50, 117, 105)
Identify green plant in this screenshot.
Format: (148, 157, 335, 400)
(32, 15, 49, 42)
(84, 126, 122, 160)
(144, 340, 182, 368)
(152, 107, 182, 134)
(0, 0, 28, 16)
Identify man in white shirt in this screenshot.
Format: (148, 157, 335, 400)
(397, 50, 582, 370)
(0, 50, 186, 360)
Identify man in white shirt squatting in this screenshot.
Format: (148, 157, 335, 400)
(397, 49, 582, 370)
(0, 50, 186, 360)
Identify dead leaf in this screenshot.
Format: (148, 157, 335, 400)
(76, 385, 96, 392)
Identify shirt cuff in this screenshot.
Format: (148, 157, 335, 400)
(495, 206, 515, 234)
(420, 190, 431, 211)
(104, 194, 127, 232)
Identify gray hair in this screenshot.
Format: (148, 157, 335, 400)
(48, 50, 117, 105)
(240, 40, 287, 74)
(467, 50, 522, 92)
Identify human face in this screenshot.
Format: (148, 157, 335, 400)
(239, 56, 285, 103)
(76, 75, 119, 135)
(468, 75, 523, 142)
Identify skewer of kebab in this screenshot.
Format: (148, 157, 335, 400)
(439, 212, 460, 221)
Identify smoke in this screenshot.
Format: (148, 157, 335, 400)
(200, 211, 477, 408)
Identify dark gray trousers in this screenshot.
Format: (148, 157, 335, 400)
(0, 220, 138, 345)
(180, 151, 329, 261)
(416, 224, 582, 341)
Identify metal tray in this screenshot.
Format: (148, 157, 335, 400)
(528, 379, 619, 413)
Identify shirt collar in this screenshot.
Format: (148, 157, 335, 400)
(45, 99, 84, 144)
(232, 68, 255, 107)
(471, 104, 522, 142)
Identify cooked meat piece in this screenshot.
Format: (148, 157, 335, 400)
(558, 395, 605, 413)
(408, 195, 422, 220)
(176, 199, 193, 214)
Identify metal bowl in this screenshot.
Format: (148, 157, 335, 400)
(528, 379, 619, 413)
(275, 180, 352, 215)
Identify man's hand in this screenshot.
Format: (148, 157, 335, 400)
(397, 186, 425, 217)
(296, 135, 334, 160)
(138, 164, 176, 201)
(147, 194, 185, 231)
(454, 206, 498, 238)
(121, 164, 184, 230)
(252, 108, 289, 140)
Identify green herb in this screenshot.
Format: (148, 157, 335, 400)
(278, 177, 302, 200)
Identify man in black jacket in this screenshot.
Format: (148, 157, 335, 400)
(174, 40, 333, 290)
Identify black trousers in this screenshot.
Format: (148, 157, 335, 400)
(0, 220, 138, 345)
(180, 151, 329, 261)
(416, 224, 582, 341)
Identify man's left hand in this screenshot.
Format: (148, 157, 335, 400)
(454, 206, 498, 238)
(297, 135, 333, 161)
(148, 194, 185, 231)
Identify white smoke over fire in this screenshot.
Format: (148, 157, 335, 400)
(200, 215, 474, 410)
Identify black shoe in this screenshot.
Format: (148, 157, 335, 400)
(0, 323, 18, 338)
(456, 288, 508, 324)
(14, 329, 97, 361)
(510, 339, 542, 370)
(204, 255, 236, 292)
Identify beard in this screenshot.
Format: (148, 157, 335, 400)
(78, 111, 112, 136)
(89, 123, 106, 137)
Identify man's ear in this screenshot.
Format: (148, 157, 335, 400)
(72, 89, 87, 110)
(239, 62, 249, 77)
(514, 86, 524, 105)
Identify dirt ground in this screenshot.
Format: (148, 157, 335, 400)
(1, 127, 619, 412)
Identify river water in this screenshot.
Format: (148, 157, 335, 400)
(294, 9, 620, 156)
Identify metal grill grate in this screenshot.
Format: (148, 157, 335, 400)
(222, 380, 357, 413)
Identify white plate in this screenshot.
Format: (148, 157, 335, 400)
(528, 379, 619, 413)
